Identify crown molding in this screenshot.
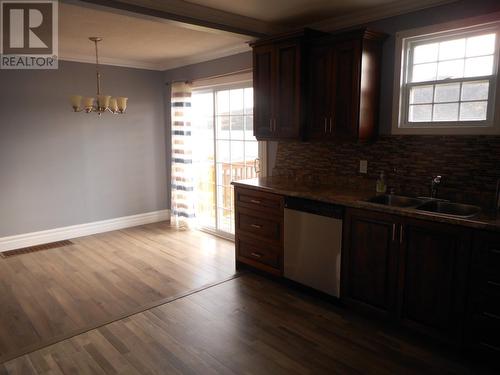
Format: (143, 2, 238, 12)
(58, 53, 164, 70)
(58, 42, 250, 71)
(309, 0, 460, 32)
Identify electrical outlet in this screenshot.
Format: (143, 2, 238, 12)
(359, 160, 368, 174)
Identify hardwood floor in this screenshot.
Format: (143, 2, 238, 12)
(0, 222, 235, 363)
(0, 273, 488, 375)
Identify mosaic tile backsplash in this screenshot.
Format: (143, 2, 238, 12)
(273, 135, 500, 208)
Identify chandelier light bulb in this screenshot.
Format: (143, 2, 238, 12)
(116, 97, 128, 113)
(83, 97, 95, 112)
(70, 95, 82, 112)
(70, 37, 128, 116)
(109, 98, 118, 113)
(98, 95, 111, 111)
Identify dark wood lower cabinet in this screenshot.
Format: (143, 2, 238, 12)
(342, 208, 474, 346)
(233, 196, 499, 364)
(234, 186, 284, 276)
(341, 209, 399, 318)
(397, 220, 472, 344)
(466, 231, 500, 360)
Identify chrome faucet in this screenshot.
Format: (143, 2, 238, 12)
(430, 175, 442, 199)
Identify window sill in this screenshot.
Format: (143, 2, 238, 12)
(392, 124, 500, 135)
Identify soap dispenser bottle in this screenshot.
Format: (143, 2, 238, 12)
(376, 171, 387, 194)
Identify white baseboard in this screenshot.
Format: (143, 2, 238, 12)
(0, 210, 170, 253)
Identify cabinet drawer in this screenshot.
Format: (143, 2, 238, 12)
(236, 188, 283, 213)
(237, 211, 281, 242)
(237, 237, 280, 269)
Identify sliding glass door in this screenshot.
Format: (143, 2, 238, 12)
(192, 82, 263, 238)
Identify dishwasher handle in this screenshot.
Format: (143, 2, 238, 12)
(284, 196, 343, 219)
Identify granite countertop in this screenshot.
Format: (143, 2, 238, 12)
(232, 176, 500, 233)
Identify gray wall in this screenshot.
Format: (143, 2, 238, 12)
(0, 61, 167, 237)
(362, 0, 500, 134)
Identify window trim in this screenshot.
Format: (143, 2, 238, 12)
(392, 13, 500, 135)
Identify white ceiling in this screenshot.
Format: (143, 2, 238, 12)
(59, 2, 251, 71)
(59, 0, 457, 71)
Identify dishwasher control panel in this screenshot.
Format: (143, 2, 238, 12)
(284, 196, 344, 219)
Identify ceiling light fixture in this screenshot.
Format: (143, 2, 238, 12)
(70, 37, 128, 115)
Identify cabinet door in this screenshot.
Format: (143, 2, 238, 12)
(253, 44, 274, 139)
(465, 231, 500, 358)
(307, 45, 333, 139)
(331, 39, 361, 138)
(274, 41, 302, 139)
(398, 220, 471, 343)
(342, 209, 399, 317)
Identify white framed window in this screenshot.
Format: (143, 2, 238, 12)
(393, 16, 500, 134)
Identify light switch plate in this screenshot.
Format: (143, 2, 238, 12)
(359, 160, 368, 174)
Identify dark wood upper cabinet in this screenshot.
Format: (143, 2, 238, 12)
(274, 41, 301, 138)
(251, 28, 386, 141)
(253, 44, 275, 139)
(308, 44, 333, 138)
(251, 29, 323, 140)
(331, 39, 360, 139)
(307, 30, 385, 140)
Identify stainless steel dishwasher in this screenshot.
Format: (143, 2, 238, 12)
(284, 197, 343, 297)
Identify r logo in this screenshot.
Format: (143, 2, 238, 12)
(1, 1, 54, 55)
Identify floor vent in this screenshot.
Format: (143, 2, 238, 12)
(0, 240, 74, 258)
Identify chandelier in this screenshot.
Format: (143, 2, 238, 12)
(70, 37, 128, 115)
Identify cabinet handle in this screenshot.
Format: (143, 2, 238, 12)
(400, 225, 404, 244)
(250, 199, 261, 204)
(273, 118, 277, 132)
(250, 252, 262, 258)
(250, 224, 262, 229)
(329, 117, 333, 133)
(324, 118, 327, 133)
(269, 119, 272, 131)
(392, 224, 396, 242)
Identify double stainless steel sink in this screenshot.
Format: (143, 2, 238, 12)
(366, 194, 481, 218)
(367, 194, 425, 208)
